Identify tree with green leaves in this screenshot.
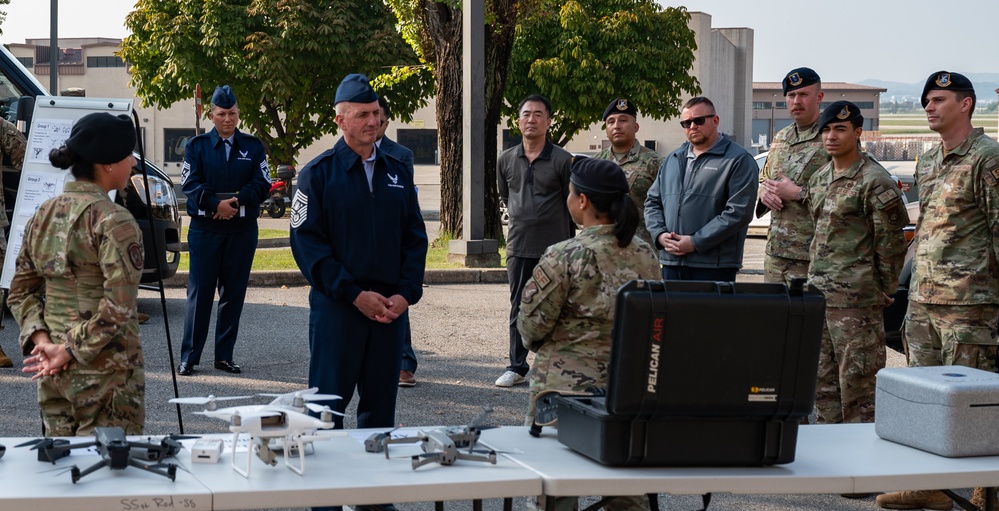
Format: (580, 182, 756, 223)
(119, 0, 429, 167)
(0, 0, 9, 34)
(384, 0, 535, 242)
(505, 0, 699, 146)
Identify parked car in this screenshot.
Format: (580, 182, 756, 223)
(0, 45, 180, 284)
(750, 150, 918, 353)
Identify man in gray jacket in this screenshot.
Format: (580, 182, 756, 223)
(644, 96, 757, 281)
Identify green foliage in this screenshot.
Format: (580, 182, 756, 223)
(504, 0, 699, 145)
(0, 0, 9, 34)
(119, 0, 432, 166)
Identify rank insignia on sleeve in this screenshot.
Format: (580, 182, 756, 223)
(128, 242, 144, 270)
(522, 281, 539, 303)
(533, 265, 552, 289)
(290, 189, 308, 229)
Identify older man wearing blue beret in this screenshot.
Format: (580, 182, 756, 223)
(178, 85, 271, 376)
(290, 75, 428, 437)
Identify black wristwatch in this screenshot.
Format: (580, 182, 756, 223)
(797, 187, 809, 202)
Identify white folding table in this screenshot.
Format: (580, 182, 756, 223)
(481, 424, 999, 506)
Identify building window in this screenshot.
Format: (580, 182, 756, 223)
(397, 129, 439, 165)
(775, 102, 787, 110)
(16, 56, 33, 68)
(752, 102, 772, 110)
(86, 56, 126, 68)
(164, 128, 204, 162)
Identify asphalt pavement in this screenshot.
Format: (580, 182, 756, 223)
(0, 165, 921, 511)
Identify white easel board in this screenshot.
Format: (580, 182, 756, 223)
(1, 96, 133, 289)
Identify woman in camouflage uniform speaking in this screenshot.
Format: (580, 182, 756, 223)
(518, 157, 660, 511)
(518, 157, 661, 420)
(9, 113, 145, 436)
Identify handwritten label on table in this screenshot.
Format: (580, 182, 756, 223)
(120, 496, 199, 509)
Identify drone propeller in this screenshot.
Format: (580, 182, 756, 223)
(304, 402, 346, 415)
(15, 438, 44, 448)
(171, 395, 253, 411)
(39, 465, 77, 477)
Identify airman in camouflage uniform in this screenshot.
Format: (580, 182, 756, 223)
(8, 113, 144, 437)
(806, 103, 907, 424)
(0, 118, 27, 368)
(594, 98, 662, 247)
(518, 157, 660, 511)
(876, 71, 999, 511)
(518, 224, 659, 421)
(757, 68, 830, 286)
(907, 73, 999, 370)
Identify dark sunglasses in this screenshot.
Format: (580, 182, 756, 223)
(679, 114, 714, 129)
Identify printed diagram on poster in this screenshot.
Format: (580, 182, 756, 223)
(27, 118, 73, 164)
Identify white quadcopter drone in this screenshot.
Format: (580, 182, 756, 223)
(171, 388, 344, 477)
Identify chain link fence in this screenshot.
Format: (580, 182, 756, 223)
(861, 136, 936, 160)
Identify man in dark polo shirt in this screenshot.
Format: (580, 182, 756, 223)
(495, 94, 573, 387)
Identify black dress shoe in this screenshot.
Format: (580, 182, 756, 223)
(178, 362, 194, 376)
(214, 360, 242, 374)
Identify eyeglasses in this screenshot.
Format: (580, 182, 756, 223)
(679, 114, 714, 129)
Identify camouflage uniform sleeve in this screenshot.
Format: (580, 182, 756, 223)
(516, 246, 572, 353)
(980, 153, 999, 268)
(870, 176, 908, 295)
(7, 217, 50, 356)
(0, 119, 26, 169)
(65, 208, 143, 365)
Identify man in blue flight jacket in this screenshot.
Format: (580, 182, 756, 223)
(178, 85, 271, 376)
(290, 74, 428, 431)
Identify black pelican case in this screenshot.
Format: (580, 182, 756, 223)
(555, 280, 825, 466)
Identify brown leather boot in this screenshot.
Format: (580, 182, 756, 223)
(972, 487, 998, 510)
(875, 490, 953, 510)
(0, 346, 12, 368)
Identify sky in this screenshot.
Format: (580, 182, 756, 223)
(2, 0, 996, 85)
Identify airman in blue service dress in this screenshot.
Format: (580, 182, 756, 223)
(179, 85, 270, 375)
(290, 74, 428, 430)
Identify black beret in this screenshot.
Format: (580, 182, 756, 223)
(211, 85, 237, 109)
(921, 71, 975, 108)
(335, 74, 379, 105)
(782, 67, 820, 95)
(570, 156, 629, 195)
(818, 100, 863, 132)
(602, 98, 637, 121)
(66, 113, 136, 164)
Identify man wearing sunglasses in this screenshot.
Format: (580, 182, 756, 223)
(644, 96, 757, 281)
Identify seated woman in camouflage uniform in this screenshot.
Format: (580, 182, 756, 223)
(518, 157, 660, 511)
(10, 113, 145, 436)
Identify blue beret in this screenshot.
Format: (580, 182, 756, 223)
(603, 98, 637, 121)
(211, 85, 237, 109)
(921, 71, 975, 108)
(570, 156, 629, 195)
(65, 113, 136, 164)
(818, 100, 863, 132)
(335, 74, 379, 105)
(782, 67, 820, 95)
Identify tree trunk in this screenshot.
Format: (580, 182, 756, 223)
(482, 0, 520, 242)
(426, 2, 463, 240)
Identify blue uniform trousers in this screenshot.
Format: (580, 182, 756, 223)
(308, 290, 405, 430)
(181, 225, 257, 365)
(400, 319, 417, 373)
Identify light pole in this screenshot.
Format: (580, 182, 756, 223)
(49, 0, 58, 93)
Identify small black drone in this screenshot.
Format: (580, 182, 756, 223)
(380, 407, 498, 469)
(18, 427, 191, 483)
